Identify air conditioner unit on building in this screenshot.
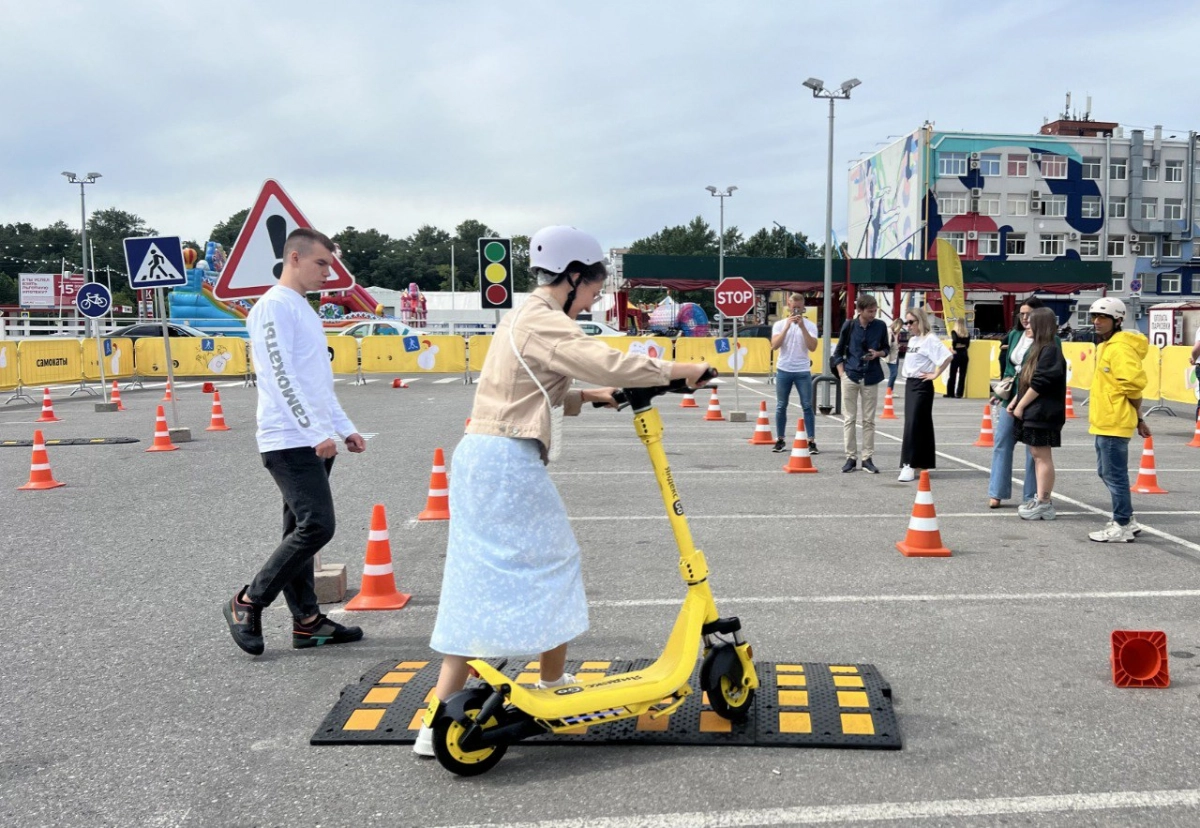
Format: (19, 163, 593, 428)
(970, 160, 980, 170)
(1067, 232, 1078, 241)
(969, 152, 980, 160)
(1129, 234, 1139, 243)
(1151, 257, 1161, 267)
(1031, 153, 1043, 161)
(969, 187, 982, 197)
(967, 230, 978, 240)
(1131, 243, 1141, 254)
(1030, 190, 1041, 199)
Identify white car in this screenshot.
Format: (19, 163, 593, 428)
(575, 319, 626, 337)
(336, 321, 424, 338)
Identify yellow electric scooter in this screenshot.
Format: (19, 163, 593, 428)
(431, 370, 759, 776)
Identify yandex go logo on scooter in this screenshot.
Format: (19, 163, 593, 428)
(713, 276, 755, 318)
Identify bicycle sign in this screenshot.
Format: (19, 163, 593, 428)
(76, 283, 112, 319)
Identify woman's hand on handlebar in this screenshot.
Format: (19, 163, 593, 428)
(582, 387, 620, 409)
(671, 361, 716, 388)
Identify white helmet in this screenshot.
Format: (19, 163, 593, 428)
(1089, 297, 1126, 321)
(529, 226, 606, 275)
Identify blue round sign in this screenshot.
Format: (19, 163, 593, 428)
(75, 282, 112, 319)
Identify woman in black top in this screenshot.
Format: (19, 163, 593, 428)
(1008, 307, 1067, 521)
(945, 319, 970, 398)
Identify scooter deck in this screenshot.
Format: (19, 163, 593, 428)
(311, 658, 901, 750)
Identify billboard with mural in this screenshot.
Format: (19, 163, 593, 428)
(848, 130, 924, 261)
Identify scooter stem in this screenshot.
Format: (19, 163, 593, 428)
(632, 406, 699, 562)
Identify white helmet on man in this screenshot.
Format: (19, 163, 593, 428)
(529, 226, 606, 275)
(1088, 296, 1126, 321)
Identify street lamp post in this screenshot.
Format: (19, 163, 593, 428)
(802, 77, 860, 414)
(61, 172, 101, 289)
(706, 185, 742, 419)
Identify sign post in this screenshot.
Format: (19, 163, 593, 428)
(76, 282, 113, 409)
(714, 276, 756, 421)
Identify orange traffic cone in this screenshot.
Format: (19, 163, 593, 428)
(202, 382, 215, 393)
(417, 448, 450, 520)
(748, 400, 774, 445)
(1065, 387, 1077, 419)
(206, 390, 230, 432)
(345, 504, 411, 611)
(36, 388, 61, 423)
(1130, 436, 1167, 494)
(392, 378, 408, 388)
(110, 381, 125, 411)
(783, 416, 818, 474)
(1187, 411, 1200, 448)
(145, 405, 178, 452)
(896, 471, 951, 557)
(704, 388, 725, 421)
(880, 387, 897, 420)
(1110, 630, 1170, 688)
(161, 381, 174, 402)
(18, 429, 65, 490)
(972, 404, 994, 447)
(680, 391, 698, 408)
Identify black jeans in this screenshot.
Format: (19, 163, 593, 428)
(247, 448, 336, 620)
(946, 355, 969, 397)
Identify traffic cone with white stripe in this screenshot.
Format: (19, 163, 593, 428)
(110, 381, 125, 411)
(1187, 411, 1200, 448)
(1130, 436, 1167, 494)
(972, 404, 994, 447)
(680, 391, 698, 408)
(161, 382, 174, 403)
(783, 415, 818, 474)
(345, 504, 411, 611)
(704, 388, 725, 421)
(36, 388, 61, 423)
(896, 471, 951, 557)
(145, 405, 178, 452)
(748, 400, 774, 445)
(880, 387, 897, 420)
(417, 448, 450, 520)
(1065, 387, 1077, 420)
(206, 390, 230, 431)
(18, 429, 65, 490)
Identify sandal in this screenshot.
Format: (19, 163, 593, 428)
(988, 498, 1002, 509)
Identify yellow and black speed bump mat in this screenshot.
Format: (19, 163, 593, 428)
(311, 658, 900, 750)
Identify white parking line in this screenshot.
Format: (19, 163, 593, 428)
(434, 377, 459, 384)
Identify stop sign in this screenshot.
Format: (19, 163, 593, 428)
(714, 277, 756, 318)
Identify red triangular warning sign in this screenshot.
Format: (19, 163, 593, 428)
(212, 179, 356, 300)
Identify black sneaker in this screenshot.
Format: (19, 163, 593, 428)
(223, 587, 264, 656)
(293, 614, 364, 649)
(809, 442, 820, 456)
(772, 438, 787, 453)
(861, 458, 880, 474)
(841, 458, 857, 473)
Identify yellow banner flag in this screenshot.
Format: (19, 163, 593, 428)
(935, 238, 967, 324)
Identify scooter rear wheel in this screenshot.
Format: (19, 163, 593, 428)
(433, 688, 509, 776)
(701, 647, 755, 722)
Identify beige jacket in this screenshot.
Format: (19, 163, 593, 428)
(468, 291, 674, 460)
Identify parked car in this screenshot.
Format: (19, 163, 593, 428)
(733, 324, 774, 339)
(576, 319, 626, 337)
(336, 321, 424, 338)
(106, 322, 211, 341)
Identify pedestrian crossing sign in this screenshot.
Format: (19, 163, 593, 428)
(123, 236, 188, 289)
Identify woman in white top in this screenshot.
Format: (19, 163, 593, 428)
(898, 306, 953, 482)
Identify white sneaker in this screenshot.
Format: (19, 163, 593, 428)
(1089, 521, 1135, 543)
(897, 465, 915, 482)
(1128, 518, 1143, 536)
(535, 672, 578, 690)
(1018, 498, 1057, 521)
(413, 724, 434, 757)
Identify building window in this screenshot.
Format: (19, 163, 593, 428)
(1111, 272, 1125, 293)
(1108, 236, 1126, 257)
(1164, 198, 1184, 220)
(1142, 164, 1159, 182)
(1008, 154, 1029, 177)
(1160, 273, 1181, 293)
(1082, 157, 1102, 179)
(1139, 237, 1156, 257)
(1006, 233, 1026, 256)
(978, 192, 1001, 216)
(939, 193, 967, 216)
(1165, 160, 1184, 182)
(1042, 155, 1068, 178)
(941, 232, 966, 255)
(980, 153, 1001, 176)
(1039, 234, 1065, 256)
(1109, 196, 1127, 218)
(1140, 198, 1158, 220)
(1110, 158, 1127, 180)
(1007, 194, 1028, 216)
(1081, 195, 1103, 219)
(978, 233, 1000, 255)
(1163, 240, 1182, 259)
(1080, 235, 1100, 257)
(939, 152, 968, 177)
(1043, 194, 1068, 217)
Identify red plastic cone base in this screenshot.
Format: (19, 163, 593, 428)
(19, 477, 65, 491)
(1111, 630, 1169, 688)
(896, 540, 952, 558)
(345, 589, 411, 611)
(418, 507, 450, 521)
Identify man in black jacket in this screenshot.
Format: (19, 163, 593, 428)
(830, 294, 890, 473)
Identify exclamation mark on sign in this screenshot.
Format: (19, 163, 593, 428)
(268, 215, 288, 279)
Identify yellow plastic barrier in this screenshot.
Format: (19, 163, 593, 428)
(0, 340, 19, 389)
(468, 335, 491, 372)
(134, 337, 248, 377)
(1161, 345, 1198, 405)
(324, 336, 360, 375)
(82, 337, 135, 380)
(18, 338, 82, 386)
(600, 336, 674, 360)
(1141, 346, 1161, 402)
(361, 334, 466, 374)
(673, 337, 772, 375)
(1062, 342, 1096, 389)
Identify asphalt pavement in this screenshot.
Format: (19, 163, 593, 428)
(2, 374, 1199, 827)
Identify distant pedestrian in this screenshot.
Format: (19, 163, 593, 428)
(886, 317, 903, 391)
(1010, 308, 1067, 520)
(770, 293, 820, 454)
(945, 319, 971, 398)
(897, 306, 952, 482)
(831, 294, 889, 473)
(1191, 324, 1200, 421)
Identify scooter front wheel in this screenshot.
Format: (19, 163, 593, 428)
(433, 688, 509, 776)
(701, 646, 755, 722)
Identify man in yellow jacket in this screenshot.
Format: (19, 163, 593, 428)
(1087, 297, 1150, 543)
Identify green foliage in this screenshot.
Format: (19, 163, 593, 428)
(0, 272, 16, 304)
(87, 208, 157, 279)
(209, 209, 249, 250)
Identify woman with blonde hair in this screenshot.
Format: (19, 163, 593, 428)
(897, 306, 953, 482)
(1008, 307, 1067, 520)
(945, 318, 971, 398)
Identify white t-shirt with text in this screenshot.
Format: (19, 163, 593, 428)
(902, 334, 953, 378)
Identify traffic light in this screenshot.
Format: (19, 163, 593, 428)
(478, 238, 513, 309)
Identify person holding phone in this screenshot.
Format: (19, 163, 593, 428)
(770, 293, 820, 453)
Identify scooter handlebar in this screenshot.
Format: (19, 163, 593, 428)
(592, 367, 719, 410)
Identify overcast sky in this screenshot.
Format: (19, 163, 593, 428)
(4, 0, 1199, 255)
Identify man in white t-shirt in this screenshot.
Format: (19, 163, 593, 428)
(770, 292, 820, 453)
(223, 228, 367, 657)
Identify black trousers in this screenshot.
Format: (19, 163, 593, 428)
(901, 377, 936, 469)
(946, 355, 969, 398)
